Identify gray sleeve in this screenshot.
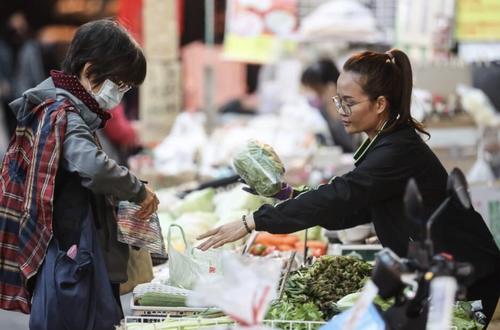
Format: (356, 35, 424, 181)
(62, 112, 146, 203)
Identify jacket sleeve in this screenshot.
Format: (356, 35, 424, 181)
(61, 112, 146, 203)
(254, 141, 413, 233)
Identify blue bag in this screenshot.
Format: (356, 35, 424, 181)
(320, 303, 386, 330)
(29, 206, 122, 330)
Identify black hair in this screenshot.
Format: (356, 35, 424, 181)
(343, 49, 429, 138)
(301, 58, 340, 88)
(62, 19, 146, 87)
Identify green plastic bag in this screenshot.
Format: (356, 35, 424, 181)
(233, 139, 285, 197)
(167, 224, 222, 290)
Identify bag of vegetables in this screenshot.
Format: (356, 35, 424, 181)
(233, 139, 285, 197)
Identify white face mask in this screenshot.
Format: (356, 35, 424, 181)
(88, 78, 127, 110)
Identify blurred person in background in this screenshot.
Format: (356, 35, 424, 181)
(98, 102, 144, 166)
(0, 19, 159, 328)
(198, 49, 500, 326)
(0, 11, 34, 136)
(301, 58, 356, 152)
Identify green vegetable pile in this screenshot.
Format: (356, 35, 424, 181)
(266, 302, 324, 330)
(453, 301, 484, 330)
(267, 256, 373, 322)
(233, 139, 285, 197)
(332, 293, 484, 330)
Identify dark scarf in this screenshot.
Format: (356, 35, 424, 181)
(50, 70, 111, 127)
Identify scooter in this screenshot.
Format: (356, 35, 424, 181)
(323, 168, 484, 330)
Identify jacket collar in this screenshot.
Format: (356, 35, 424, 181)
(353, 121, 389, 165)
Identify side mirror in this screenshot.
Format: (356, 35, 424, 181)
(404, 178, 426, 227)
(447, 168, 472, 209)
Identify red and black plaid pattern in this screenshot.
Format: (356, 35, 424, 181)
(0, 99, 71, 313)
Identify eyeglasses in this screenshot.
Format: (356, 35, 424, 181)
(332, 95, 371, 116)
(117, 81, 132, 93)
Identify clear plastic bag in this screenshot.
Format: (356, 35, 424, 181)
(167, 224, 223, 290)
(116, 201, 166, 255)
(233, 139, 285, 197)
(187, 252, 282, 329)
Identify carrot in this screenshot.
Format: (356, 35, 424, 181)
(295, 241, 327, 256)
(294, 240, 327, 249)
(255, 233, 299, 246)
(277, 244, 295, 251)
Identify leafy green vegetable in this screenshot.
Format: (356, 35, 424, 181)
(171, 188, 215, 216)
(336, 292, 393, 312)
(233, 140, 285, 197)
(266, 301, 324, 330)
(452, 301, 484, 330)
(280, 256, 373, 320)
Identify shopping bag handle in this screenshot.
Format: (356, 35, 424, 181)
(167, 224, 189, 251)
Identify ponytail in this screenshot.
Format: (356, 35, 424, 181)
(388, 49, 429, 138)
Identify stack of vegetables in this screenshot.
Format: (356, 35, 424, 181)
(266, 255, 373, 329)
(266, 255, 484, 330)
(250, 230, 327, 257)
(157, 186, 274, 252)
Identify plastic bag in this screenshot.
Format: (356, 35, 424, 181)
(187, 252, 282, 329)
(167, 224, 223, 290)
(468, 138, 495, 183)
(116, 201, 166, 255)
(233, 139, 285, 197)
(320, 303, 385, 330)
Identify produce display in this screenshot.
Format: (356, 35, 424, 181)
(233, 139, 286, 197)
(329, 291, 484, 329)
(157, 186, 273, 252)
(268, 256, 372, 322)
(124, 316, 233, 330)
(266, 302, 324, 330)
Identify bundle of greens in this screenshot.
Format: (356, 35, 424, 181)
(233, 140, 285, 197)
(266, 302, 324, 330)
(270, 256, 373, 321)
(453, 301, 485, 330)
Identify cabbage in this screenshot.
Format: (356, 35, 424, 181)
(214, 184, 273, 218)
(174, 212, 219, 244)
(233, 140, 285, 197)
(155, 188, 181, 213)
(336, 292, 361, 312)
(171, 188, 215, 217)
(292, 226, 325, 242)
(158, 212, 175, 238)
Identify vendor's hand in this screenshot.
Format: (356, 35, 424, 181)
(136, 185, 159, 220)
(238, 178, 259, 195)
(197, 215, 256, 251)
(240, 179, 293, 201)
(273, 183, 293, 200)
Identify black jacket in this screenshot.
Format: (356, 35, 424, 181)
(254, 125, 500, 281)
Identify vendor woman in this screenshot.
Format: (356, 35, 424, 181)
(198, 49, 500, 325)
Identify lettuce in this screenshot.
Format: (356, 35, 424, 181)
(233, 140, 285, 197)
(171, 188, 215, 216)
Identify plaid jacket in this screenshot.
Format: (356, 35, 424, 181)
(0, 98, 71, 313)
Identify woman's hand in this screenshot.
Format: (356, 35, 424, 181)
(137, 185, 159, 220)
(197, 215, 256, 251)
